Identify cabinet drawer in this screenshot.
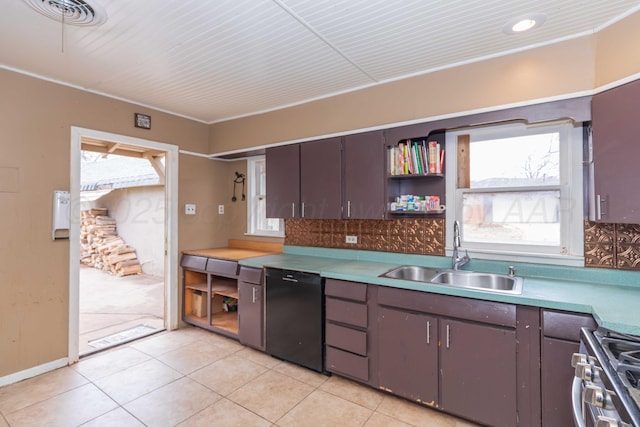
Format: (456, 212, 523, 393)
(238, 266, 263, 285)
(378, 286, 516, 328)
(206, 258, 239, 277)
(326, 297, 368, 328)
(326, 346, 369, 382)
(181, 255, 208, 271)
(542, 310, 596, 341)
(326, 323, 367, 356)
(325, 279, 367, 302)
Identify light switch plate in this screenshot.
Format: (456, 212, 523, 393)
(218, 205, 224, 214)
(185, 204, 196, 215)
(346, 235, 358, 244)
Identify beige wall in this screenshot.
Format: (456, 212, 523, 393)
(0, 69, 217, 377)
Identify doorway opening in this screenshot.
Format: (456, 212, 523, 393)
(79, 146, 166, 355)
(69, 128, 180, 362)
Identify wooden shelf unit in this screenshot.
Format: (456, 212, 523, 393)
(181, 254, 241, 338)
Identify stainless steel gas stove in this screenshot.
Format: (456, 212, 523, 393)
(572, 327, 640, 427)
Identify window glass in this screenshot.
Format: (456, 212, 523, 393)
(247, 156, 283, 237)
(469, 133, 559, 188)
(446, 121, 584, 264)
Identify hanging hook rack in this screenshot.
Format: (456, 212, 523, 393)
(232, 171, 245, 202)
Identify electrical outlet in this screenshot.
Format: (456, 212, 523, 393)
(218, 205, 225, 214)
(346, 235, 358, 244)
(185, 204, 196, 215)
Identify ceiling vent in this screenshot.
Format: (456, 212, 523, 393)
(22, 0, 107, 26)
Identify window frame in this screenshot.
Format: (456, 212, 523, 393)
(445, 121, 584, 266)
(246, 156, 284, 238)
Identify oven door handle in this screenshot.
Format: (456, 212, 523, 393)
(572, 376, 587, 427)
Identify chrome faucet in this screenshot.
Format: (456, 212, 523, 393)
(452, 220, 470, 270)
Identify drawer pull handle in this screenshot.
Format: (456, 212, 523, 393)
(426, 321, 431, 344)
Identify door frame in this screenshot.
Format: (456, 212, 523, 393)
(69, 127, 179, 363)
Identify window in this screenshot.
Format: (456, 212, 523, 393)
(247, 156, 283, 237)
(446, 121, 584, 265)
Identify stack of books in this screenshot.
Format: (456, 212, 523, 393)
(388, 139, 444, 175)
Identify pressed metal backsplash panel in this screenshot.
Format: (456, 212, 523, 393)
(284, 218, 445, 255)
(584, 221, 640, 270)
(286, 219, 640, 270)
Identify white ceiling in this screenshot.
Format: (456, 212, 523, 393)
(2, 0, 639, 124)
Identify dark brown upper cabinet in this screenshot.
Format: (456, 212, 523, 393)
(266, 144, 300, 219)
(591, 78, 640, 223)
(300, 137, 342, 219)
(343, 130, 386, 219)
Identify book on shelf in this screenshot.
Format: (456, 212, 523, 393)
(388, 139, 443, 175)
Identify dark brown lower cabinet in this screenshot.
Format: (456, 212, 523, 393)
(378, 307, 438, 405)
(237, 266, 264, 350)
(439, 318, 517, 427)
(376, 286, 519, 426)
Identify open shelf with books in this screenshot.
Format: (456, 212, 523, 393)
(385, 129, 446, 218)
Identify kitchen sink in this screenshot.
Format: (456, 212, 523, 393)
(380, 266, 523, 294)
(430, 270, 522, 294)
(381, 265, 440, 282)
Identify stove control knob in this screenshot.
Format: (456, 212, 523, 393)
(583, 385, 614, 410)
(595, 416, 620, 427)
(571, 353, 587, 367)
(574, 362, 602, 382)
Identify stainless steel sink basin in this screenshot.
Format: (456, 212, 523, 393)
(380, 266, 523, 294)
(430, 270, 522, 294)
(381, 265, 440, 282)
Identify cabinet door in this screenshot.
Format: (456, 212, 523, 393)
(266, 144, 300, 219)
(378, 307, 438, 405)
(343, 130, 386, 219)
(592, 78, 640, 223)
(440, 318, 517, 427)
(238, 281, 263, 350)
(541, 337, 579, 427)
(300, 137, 342, 219)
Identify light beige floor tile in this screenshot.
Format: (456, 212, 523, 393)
(93, 359, 182, 404)
(272, 361, 329, 388)
(73, 346, 151, 381)
(364, 412, 413, 427)
(189, 354, 268, 396)
(227, 370, 314, 422)
(234, 347, 281, 368)
(376, 395, 455, 427)
(178, 398, 272, 427)
(178, 327, 245, 352)
(4, 383, 116, 427)
(82, 407, 145, 426)
(0, 367, 88, 414)
(124, 377, 220, 427)
(455, 418, 481, 427)
(277, 389, 372, 427)
(130, 330, 199, 356)
(157, 340, 238, 374)
(319, 375, 385, 410)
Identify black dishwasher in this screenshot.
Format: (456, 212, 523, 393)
(265, 268, 325, 372)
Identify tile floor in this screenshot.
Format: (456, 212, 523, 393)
(0, 327, 480, 427)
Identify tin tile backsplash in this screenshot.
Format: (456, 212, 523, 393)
(286, 219, 640, 270)
(284, 218, 445, 255)
(584, 221, 640, 270)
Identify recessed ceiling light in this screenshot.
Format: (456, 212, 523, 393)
(502, 13, 546, 35)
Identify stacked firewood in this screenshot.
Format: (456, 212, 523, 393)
(80, 208, 142, 276)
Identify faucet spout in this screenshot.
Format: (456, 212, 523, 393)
(452, 220, 470, 270)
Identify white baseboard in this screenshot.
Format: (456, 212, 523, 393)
(0, 358, 69, 388)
